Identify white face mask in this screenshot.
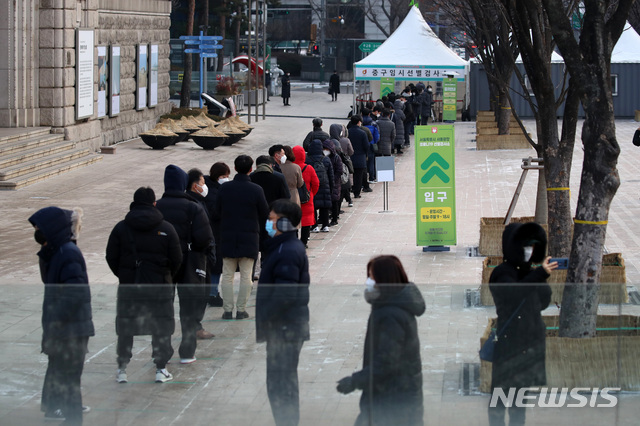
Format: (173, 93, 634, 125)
(218, 177, 229, 184)
(523, 246, 534, 262)
(198, 183, 209, 198)
(280, 155, 287, 164)
(365, 277, 376, 292)
(323, 150, 330, 156)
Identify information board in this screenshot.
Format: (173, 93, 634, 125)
(414, 125, 457, 247)
(75, 29, 94, 120)
(442, 78, 457, 121)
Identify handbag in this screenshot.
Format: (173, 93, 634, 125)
(479, 298, 526, 362)
(298, 165, 311, 204)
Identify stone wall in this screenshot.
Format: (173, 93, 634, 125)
(35, 0, 172, 151)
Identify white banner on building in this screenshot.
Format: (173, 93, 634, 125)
(76, 29, 95, 120)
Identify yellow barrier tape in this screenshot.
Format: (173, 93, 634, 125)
(547, 187, 570, 191)
(574, 219, 608, 225)
(500, 107, 512, 109)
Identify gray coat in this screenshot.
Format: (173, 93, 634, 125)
(377, 116, 396, 156)
(392, 100, 406, 146)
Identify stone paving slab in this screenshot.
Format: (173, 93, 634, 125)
(1, 89, 640, 425)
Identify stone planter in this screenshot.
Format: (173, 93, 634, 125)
(475, 111, 532, 149)
(242, 89, 265, 106)
(479, 315, 640, 393)
(479, 216, 544, 256)
(480, 253, 628, 306)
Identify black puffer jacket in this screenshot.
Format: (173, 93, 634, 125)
(204, 176, 223, 274)
(29, 207, 95, 352)
(351, 283, 425, 426)
(322, 139, 343, 201)
(106, 203, 182, 336)
(306, 139, 333, 209)
(393, 100, 406, 146)
(489, 222, 552, 390)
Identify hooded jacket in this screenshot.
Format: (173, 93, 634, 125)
(322, 139, 343, 201)
(346, 123, 370, 169)
(489, 222, 552, 390)
(250, 163, 291, 205)
(29, 207, 95, 350)
(303, 127, 331, 152)
(392, 100, 406, 146)
(305, 139, 333, 209)
(106, 203, 182, 336)
(293, 145, 320, 227)
(376, 116, 396, 156)
(351, 283, 425, 426)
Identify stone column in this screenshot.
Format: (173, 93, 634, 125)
(0, 0, 40, 127)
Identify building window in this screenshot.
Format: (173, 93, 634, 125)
(611, 74, 618, 96)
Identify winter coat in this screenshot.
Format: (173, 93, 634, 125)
(204, 176, 224, 274)
(293, 145, 320, 227)
(280, 161, 304, 207)
(346, 124, 370, 169)
(303, 128, 331, 152)
(322, 139, 344, 201)
(250, 163, 291, 205)
(416, 91, 433, 117)
(215, 173, 270, 259)
(329, 73, 340, 94)
(330, 124, 354, 156)
(106, 204, 182, 336)
(29, 207, 95, 353)
(392, 100, 406, 146)
(376, 116, 396, 156)
(256, 231, 310, 343)
(351, 283, 425, 426)
(489, 222, 552, 391)
(362, 115, 380, 144)
(281, 74, 291, 98)
(305, 139, 333, 209)
(633, 129, 640, 146)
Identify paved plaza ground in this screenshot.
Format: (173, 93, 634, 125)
(1, 85, 640, 425)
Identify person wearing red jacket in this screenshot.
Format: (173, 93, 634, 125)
(292, 145, 319, 247)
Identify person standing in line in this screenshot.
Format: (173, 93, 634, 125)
(346, 115, 372, 197)
(256, 199, 310, 426)
(186, 168, 216, 340)
(265, 71, 271, 101)
(215, 155, 269, 320)
(305, 139, 333, 233)
(361, 108, 380, 184)
(281, 72, 291, 106)
(29, 206, 95, 424)
(156, 164, 213, 364)
(280, 145, 304, 208)
(302, 117, 331, 152)
(488, 222, 557, 426)
(106, 187, 182, 384)
(329, 70, 340, 101)
(376, 108, 396, 157)
(204, 162, 231, 307)
(392, 97, 406, 154)
(337, 255, 425, 426)
(322, 139, 344, 226)
(292, 145, 320, 247)
(330, 123, 354, 207)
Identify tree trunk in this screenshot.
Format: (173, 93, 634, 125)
(180, 0, 196, 107)
(217, 1, 226, 72)
(496, 87, 511, 135)
(234, 5, 241, 71)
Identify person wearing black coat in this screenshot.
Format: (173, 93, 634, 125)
(392, 98, 406, 154)
(106, 187, 182, 384)
(281, 72, 291, 105)
(251, 155, 291, 205)
(337, 255, 425, 426)
(156, 164, 213, 364)
(306, 139, 333, 232)
(329, 70, 340, 101)
(256, 200, 310, 426)
(322, 139, 343, 225)
(302, 118, 331, 152)
(488, 222, 557, 426)
(346, 115, 371, 197)
(215, 155, 270, 319)
(29, 206, 95, 424)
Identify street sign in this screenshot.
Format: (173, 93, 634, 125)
(359, 42, 381, 53)
(201, 53, 218, 58)
(181, 31, 224, 109)
(184, 49, 202, 54)
(179, 35, 223, 41)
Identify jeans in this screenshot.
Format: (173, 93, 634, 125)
(209, 273, 221, 297)
(266, 337, 304, 426)
(176, 289, 207, 358)
(367, 146, 376, 181)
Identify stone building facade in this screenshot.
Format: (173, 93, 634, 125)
(0, 0, 172, 150)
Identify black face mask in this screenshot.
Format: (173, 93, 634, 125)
(34, 229, 47, 245)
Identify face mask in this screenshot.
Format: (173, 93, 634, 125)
(364, 277, 380, 303)
(218, 177, 229, 184)
(198, 183, 208, 198)
(265, 219, 277, 238)
(34, 229, 47, 245)
(365, 277, 376, 291)
(523, 246, 534, 262)
(427, 88, 433, 93)
(323, 150, 330, 156)
(280, 155, 287, 164)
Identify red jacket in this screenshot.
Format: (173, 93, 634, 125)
(293, 145, 320, 227)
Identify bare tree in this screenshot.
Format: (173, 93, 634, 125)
(361, 0, 412, 37)
(541, 0, 635, 338)
(180, 0, 196, 107)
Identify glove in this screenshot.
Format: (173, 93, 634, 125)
(336, 376, 355, 394)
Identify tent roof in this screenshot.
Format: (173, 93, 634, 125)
(355, 7, 466, 68)
(612, 22, 640, 63)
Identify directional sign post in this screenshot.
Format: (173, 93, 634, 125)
(359, 42, 382, 53)
(414, 124, 457, 249)
(179, 32, 224, 108)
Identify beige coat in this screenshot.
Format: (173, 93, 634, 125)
(280, 161, 304, 207)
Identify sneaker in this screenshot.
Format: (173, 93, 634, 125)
(207, 294, 223, 307)
(396, 149, 404, 154)
(116, 369, 128, 383)
(329, 220, 338, 226)
(368, 179, 378, 184)
(321, 226, 330, 232)
(339, 210, 345, 214)
(310, 226, 320, 233)
(222, 311, 233, 320)
(196, 329, 215, 340)
(236, 311, 249, 320)
(44, 409, 65, 420)
(155, 368, 173, 383)
(180, 357, 197, 364)
(348, 202, 354, 207)
(363, 187, 373, 193)
(82, 406, 91, 414)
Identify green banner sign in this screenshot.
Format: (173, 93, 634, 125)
(381, 77, 394, 97)
(415, 124, 457, 247)
(358, 42, 381, 53)
(442, 78, 457, 121)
